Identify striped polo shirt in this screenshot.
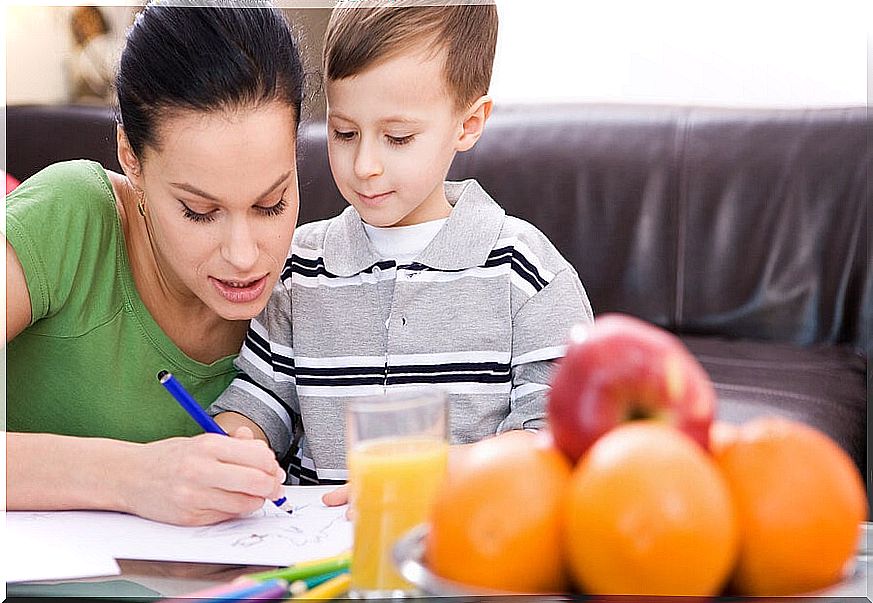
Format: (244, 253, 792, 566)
(208, 180, 593, 484)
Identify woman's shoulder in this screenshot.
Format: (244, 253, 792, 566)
(6, 159, 117, 220)
(5, 160, 125, 324)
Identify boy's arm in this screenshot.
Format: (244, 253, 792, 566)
(500, 267, 594, 432)
(214, 412, 269, 442)
(206, 285, 300, 458)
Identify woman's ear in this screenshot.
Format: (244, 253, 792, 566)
(456, 95, 493, 153)
(116, 125, 143, 188)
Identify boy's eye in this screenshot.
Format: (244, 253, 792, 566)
(180, 202, 216, 223)
(332, 130, 356, 142)
(386, 134, 414, 146)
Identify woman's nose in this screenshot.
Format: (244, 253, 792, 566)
(221, 219, 259, 271)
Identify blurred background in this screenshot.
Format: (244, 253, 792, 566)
(3, 1, 870, 115)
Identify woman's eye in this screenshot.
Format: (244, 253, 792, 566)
(180, 202, 216, 223)
(257, 197, 288, 217)
(386, 134, 414, 146)
(332, 130, 356, 142)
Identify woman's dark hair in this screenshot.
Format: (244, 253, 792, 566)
(116, 2, 304, 158)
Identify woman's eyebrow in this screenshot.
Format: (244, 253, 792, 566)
(170, 170, 292, 202)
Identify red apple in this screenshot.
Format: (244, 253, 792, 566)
(547, 313, 716, 463)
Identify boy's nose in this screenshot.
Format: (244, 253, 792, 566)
(353, 139, 383, 179)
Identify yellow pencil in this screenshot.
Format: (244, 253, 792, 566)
(290, 572, 351, 600)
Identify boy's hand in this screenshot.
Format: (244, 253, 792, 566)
(322, 484, 349, 506)
(215, 411, 270, 444)
(122, 432, 285, 526)
(322, 484, 355, 520)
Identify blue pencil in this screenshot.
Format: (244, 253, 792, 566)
(157, 370, 293, 513)
(205, 578, 289, 602)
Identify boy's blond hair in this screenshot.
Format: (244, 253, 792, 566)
(323, 2, 498, 111)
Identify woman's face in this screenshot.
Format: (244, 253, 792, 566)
(136, 102, 299, 321)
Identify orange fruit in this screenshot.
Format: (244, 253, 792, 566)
(711, 417, 867, 596)
(564, 421, 738, 596)
(425, 431, 572, 593)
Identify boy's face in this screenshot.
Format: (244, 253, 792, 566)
(326, 46, 464, 227)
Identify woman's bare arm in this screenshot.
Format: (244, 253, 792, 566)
(5, 242, 284, 526)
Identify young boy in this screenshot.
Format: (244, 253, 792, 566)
(208, 3, 593, 486)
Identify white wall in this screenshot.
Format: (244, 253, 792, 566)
(4, 5, 134, 105)
(491, 0, 870, 108)
(5, 6, 71, 104)
(3, 2, 871, 108)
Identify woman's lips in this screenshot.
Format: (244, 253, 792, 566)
(210, 275, 268, 304)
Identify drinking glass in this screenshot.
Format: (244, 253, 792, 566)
(346, 388, 449, 599)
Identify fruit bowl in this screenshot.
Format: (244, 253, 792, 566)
(392, 524, 522, 598)
(393, 524, 576, 598)
(393, 523, 870, 599)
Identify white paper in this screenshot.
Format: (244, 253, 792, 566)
(5, 519, 121, 583)
(5, 486, 352, 568)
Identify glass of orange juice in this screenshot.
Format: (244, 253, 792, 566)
(346, 388, 449, 599)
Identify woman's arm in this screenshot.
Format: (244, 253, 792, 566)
(6, 430, 286, 526)
(6, 242, 285, 526)
(7, 239, 32, 342)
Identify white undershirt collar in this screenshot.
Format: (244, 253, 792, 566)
(362, 218, 449, 264)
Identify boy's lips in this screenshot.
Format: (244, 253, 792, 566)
(210, 274, 268, 304)
(356, 190, 394, 206)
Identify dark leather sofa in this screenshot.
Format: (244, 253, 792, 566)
(6, 103, 869, 507)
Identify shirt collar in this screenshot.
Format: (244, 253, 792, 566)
(322, 180, 506, 276)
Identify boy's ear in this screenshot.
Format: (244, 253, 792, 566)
(456, 95, 493, 152)
(116, 125, 144, 189)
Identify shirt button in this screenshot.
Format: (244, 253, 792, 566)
(373, 266, 381, 276)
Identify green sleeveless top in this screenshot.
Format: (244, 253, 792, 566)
(5, 160, 237, 442)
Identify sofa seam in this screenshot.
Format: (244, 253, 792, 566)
(672, 108, 692, 331)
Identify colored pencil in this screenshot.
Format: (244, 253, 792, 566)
(163, 578, 257, 602)
(245, 551, 351, 583)
(290, 572, 351, 600)
(167, 578, 287, 602)
(288, 569, 348, 597)
(207, 579, 289, 601)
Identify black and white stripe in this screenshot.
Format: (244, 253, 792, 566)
(290, 351, 513, 398)
(289, 237, 554, 297)
(242, 324, 295, 380)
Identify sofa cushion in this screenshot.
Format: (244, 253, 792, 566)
(5, 104, 121, 181)
(445, 104, 869, 357)
(679, 109, 870, 354)
(682, 335, 866, 476)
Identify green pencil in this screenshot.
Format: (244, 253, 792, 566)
(245, 551, 351, 583)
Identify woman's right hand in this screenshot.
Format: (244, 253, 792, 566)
(121, 430, 285, 526)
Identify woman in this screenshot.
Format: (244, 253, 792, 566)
(6, 3, 305, 526)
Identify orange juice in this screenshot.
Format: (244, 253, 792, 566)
(348, 435, 449, 595)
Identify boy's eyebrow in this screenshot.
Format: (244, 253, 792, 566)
(328, 110, 422, 127)
(170, 170, 292, 202)
(378, 116, 423, 126)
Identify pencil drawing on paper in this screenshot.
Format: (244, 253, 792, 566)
(191, 503, 348, 549)
(7, 488, 353, 566)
